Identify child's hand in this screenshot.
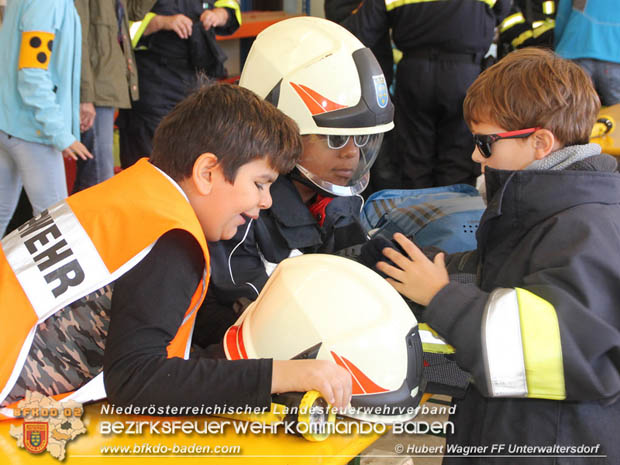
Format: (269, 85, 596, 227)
(62, 140, 93, 161)
(271, 360, 352, 410)
(376, 233, 449, 306)
(79, 103, 96, 132)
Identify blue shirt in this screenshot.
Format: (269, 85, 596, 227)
(554, 0, 620, 65)
(0, 0, 81, 151)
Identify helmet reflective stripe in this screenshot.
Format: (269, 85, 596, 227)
(331, 351, 389, 395)
(289, 82, 348, 115)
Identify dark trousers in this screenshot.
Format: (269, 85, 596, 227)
(117, 109, 159, 169)
(118, 51, 197, 168)
(393, 54, 482, 189)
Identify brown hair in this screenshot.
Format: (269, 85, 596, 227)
(463, 48, 600, 146)
(150, 82, 302, 182)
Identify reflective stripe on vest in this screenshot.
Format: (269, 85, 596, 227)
(0, 159, 209, 412)
(482, 288, 566, 400)
(385, 0, 497, 12)
(130, 12, 156, 49)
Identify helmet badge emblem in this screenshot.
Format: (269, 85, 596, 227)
(373, 75, 389, 109)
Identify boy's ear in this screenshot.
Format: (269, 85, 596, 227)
(532, 129, 556, 159)
(192, 152, 219, 195)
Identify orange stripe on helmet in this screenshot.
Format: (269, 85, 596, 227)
(237, 322, 248, 359)
(331, 351, 364, 395)
(290, 82, 347, 115)
(225, 326, 242, 360)
(332, 351, 388, 395)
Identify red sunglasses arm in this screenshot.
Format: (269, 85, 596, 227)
(496, 127, 541, 137)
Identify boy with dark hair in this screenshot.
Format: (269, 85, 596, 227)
(0, 83, 352, 416)
(378, 48, 620, 463)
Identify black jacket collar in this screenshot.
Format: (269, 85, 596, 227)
(479, 154, 620, 250)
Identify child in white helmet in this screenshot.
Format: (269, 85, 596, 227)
(199, 17, 394, 347)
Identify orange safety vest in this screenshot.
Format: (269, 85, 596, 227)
(0, 159, 210, 415)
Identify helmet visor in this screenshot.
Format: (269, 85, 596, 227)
(297, 132, 384, 196)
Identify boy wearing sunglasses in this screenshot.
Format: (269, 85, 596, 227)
(195, 18, 394, 347)
(376, 47, 620, 463)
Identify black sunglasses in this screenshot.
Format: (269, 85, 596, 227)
(473, 127, 540, 158)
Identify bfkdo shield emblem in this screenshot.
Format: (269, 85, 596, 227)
(24, 422, 48, 454)
(372, 75, 389, 109)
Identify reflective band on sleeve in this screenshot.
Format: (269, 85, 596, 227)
(18, 31, 55, 70)
(419, 323, 455, 354)
(532, 19, 555, 38)
(512, 29, 533, 48)
(386, 0, 495, 12)
(515, 288, 565, 400)
(482, 288, 528, 397)
(214, 0, 242, 25)
(499, 12, 526, 33)
(542, 0, 555, 14)
(130, 12, 156, 48)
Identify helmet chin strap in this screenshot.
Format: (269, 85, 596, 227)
(288, 167, 337, 199)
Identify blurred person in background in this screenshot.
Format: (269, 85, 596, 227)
(554, 0, 620, 106)
(343, 0, 510, 189)
(73, 0, 156, 192)
(0, 0, 92, 238)
(117, 0, 240, 169)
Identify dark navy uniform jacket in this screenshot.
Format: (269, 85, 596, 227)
(194, 175, 367, 348)
(425, 154, 620, 464)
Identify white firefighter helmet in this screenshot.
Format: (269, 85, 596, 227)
(223, 254, 424, 423)
(239, 16, 394, 196)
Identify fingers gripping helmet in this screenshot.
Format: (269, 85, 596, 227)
(239, 17, 394, 196)
(223, 254, 424, 423)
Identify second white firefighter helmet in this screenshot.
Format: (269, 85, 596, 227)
(224, 254, 424, 423)
(239, 16, 394, 196)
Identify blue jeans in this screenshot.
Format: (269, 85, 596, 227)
(574, 58, 620, 106)
(0, 130, 67, 238)
(74, 106, 115, 192)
